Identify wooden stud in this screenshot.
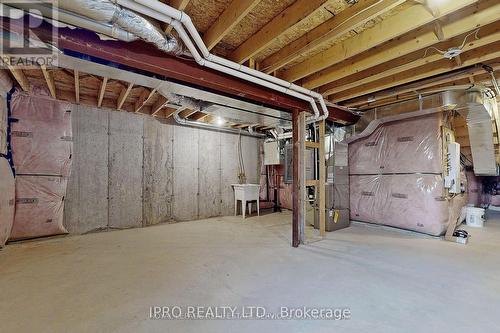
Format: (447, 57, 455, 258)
(7, 66, 30, 91)
(259, 0, 403, 74)
(279, 0, 478, 83)
(41, 65, 57, 98)
(229, 0, 328, 64)
(98, 77, 108, 108)
(117, 82, 133, 110)
(74, 70, 80, 104)
(152, 95, 168, 116)
(135, 88, 157, 113)
(203, 0, 261, 50)
(305, 141, 320, 149)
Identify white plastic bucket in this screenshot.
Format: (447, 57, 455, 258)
(466, 207, 485, 228)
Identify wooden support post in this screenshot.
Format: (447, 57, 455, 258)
(297, 112, 306, 244)
(292, 110, 300, 247)
(319, 120, 326, 236)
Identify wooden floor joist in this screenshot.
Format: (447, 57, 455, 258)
(310, 1, 500, 91)
(259, 0, 404, 74)
(279, 0, 478, 83)
(7, 66, 30, 92)
(320, 26, 500, 97)
(41, 65, 56, 98)
(229, 0, 329, 64)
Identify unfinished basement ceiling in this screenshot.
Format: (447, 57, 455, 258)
(165, 0, 500, 109)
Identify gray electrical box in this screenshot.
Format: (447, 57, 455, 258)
(284, 144, 315, 183)
(263, 141, 281, 165)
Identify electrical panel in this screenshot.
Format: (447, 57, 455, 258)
(284, 144, 315, 183)
(263, 141, 281, 165)
(444, 142, 461, 193)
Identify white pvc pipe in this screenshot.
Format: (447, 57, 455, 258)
(124, 0, 327, 121)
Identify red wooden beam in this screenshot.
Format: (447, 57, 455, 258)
(2, 17, 358, 123)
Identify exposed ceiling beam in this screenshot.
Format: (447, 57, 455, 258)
(334, 43, 500, 102)
(344, 62, 500, 107)
(229, 0, 329, 64)
(7, 66, 29, 91)
(279, 0, 478, 83)
(203, 0, 261, 50)
(117, 82, 133, 110)
(152, 95, 168, 115)
(41, 65, 56, 98)
(307, 0, 500, 90)
(74, 69, 80, 104)
(98, 77, 108, 108)
(169, 0, 190, 10)
(321, 25, 500, 97)
(259, 0, 404, 74)
(135, 88, 157, 113)
(10, 16, 357, 123)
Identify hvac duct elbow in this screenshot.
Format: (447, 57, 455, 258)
(59, 0, 183, 54)
(111, 8, 182, 54)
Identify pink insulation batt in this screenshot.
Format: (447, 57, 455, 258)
(10, 91, 73, 176)
(349, 113, 442, 175)
(0, 158, 15, 247)
(350, 174, 466, 236)
(9, 175, 68, 241)
(348, 112, 466, 236)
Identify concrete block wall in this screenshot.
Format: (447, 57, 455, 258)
(64, 106, 260, 234)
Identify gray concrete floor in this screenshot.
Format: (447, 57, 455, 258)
(1, 210, 499, 333)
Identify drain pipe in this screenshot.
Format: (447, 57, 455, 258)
(114, 0, 328, 122)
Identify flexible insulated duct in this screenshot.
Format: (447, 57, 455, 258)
(58, 0, 182, 54)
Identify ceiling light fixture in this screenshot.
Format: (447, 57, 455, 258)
(423, 28, 480, 59)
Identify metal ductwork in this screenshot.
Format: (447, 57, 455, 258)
(443, 89, 499, 176)
(58, 0, 183, 54)
(356, 87, 499, 176)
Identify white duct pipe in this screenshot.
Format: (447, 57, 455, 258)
(117, 0, 328, 122)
